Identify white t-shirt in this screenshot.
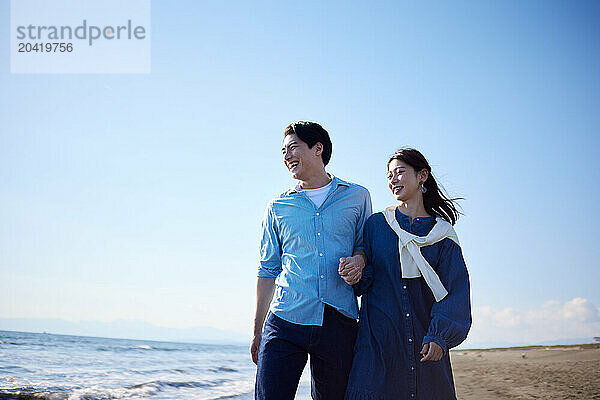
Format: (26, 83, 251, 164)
(301, 180, 333, 209)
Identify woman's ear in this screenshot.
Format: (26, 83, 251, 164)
(418, 169, 429, 183)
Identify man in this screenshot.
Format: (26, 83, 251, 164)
(251, 121, 372, 400)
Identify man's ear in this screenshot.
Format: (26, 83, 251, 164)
(314, 142, 323, 156)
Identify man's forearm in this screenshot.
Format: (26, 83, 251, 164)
(253, 277, 276, 335)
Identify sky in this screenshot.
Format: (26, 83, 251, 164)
(1, 0, 599, 348)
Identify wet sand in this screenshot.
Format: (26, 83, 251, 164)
(451, 344, 600, 399)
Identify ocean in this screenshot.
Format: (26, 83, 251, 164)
(0, 330, 311, 399)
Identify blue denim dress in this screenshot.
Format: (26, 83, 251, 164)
(345, 210, 472, 400)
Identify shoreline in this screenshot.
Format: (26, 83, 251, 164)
(452, 342, 600, 352)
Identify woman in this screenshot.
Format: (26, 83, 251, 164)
(340, 148, 471, 400)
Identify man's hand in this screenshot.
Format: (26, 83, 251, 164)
(251, 277, 275, 365)
(251, 333, 262, 365)
(420, 341, 444, 362)
(338, 255, 365, 285)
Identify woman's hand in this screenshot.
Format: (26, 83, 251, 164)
(338, 255, 365, 285)
(420, 341, 444, 362)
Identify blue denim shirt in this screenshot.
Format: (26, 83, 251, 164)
(258, 176, 372, 326)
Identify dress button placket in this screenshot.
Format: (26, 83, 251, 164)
(401, 278, 417, 397)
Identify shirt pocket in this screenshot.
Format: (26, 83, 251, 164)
(276, 211, 315, 251)
(327, 204, 360, 243)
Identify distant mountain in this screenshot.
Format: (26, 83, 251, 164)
(0, 318, 250, 345)
(4, 318, 594, 350)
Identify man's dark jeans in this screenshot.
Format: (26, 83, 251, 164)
(255, 305, 358, 400)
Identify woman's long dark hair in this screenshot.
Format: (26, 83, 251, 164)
(388, 148, 463, 225)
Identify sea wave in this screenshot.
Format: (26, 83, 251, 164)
(129, 379, 230, 390)
(95, 345, 182, 353)
(0, 379, 240, 400)
(0, 340, 24, 345)
(208, 367, 238, 373)
(0, 366, 35, 374)
(0, 331, 256, 400)
(0, 390, 67, 400)
(211, 391, 253, 400)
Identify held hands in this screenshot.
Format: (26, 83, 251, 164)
(338, 255, 365, 285)
(420, 341, 444, 362)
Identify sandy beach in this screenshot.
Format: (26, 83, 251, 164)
(293, 344, 600, 399)
(452, 344, 600, 399)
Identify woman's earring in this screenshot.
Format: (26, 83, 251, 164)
(421, 184, 427, 193)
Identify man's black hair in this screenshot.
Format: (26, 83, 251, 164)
(284, 121, 333, 166)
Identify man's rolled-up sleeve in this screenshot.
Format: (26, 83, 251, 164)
(257, 204, 282, 278)
(353, 189, 373, 253)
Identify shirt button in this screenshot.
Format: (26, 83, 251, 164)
(411, 394, 415, 398)
(408, 338, 413, 342)
(316, 212, 320, 216)
(403, 285, 407, 289)
(406, 313, 410, 317)
(320, 274, 325, 279)
(319, 253, 323, 256)
(317, 232, 321, 236)
(411, 366, 415, 371)
(320, 297, 324, 301)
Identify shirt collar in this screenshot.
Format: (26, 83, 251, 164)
(287, 174, 349, 195)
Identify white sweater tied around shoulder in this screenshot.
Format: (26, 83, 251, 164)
(382, 206, 460, 302)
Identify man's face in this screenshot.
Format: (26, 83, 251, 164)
(282, 134, 322, 181)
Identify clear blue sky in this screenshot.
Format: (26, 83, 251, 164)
(1, 0, 599, 346)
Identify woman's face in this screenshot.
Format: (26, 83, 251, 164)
(387, 158, 422, 202)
